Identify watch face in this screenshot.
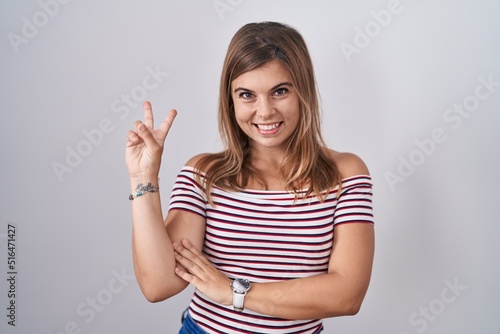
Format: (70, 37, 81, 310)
(233, 278, 251, 293)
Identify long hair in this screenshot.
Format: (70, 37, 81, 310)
(195, 21, 341, 204)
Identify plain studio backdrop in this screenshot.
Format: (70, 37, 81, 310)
(0, 1, 499, 333)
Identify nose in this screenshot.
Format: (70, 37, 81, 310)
(255, 97, 275, 119)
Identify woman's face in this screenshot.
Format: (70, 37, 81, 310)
(231, 60, 300, 152)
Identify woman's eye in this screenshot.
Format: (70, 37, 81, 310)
(239, 92, 253, 99)
(274, 88, 288, 96)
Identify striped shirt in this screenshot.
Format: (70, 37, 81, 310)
(168, 166, 374, 333)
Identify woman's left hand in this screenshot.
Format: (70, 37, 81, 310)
(173, 239, 233, 306)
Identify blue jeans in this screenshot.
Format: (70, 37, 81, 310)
(179, 309, 207, 334)
(179, 309, 323, 334)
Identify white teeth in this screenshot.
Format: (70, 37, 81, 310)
(257, 123, 280, 130)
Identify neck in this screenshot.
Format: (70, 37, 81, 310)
(244, 146, 291, 191)
(248, 146, 286, 170)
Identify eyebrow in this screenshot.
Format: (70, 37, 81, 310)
(233, 82, 293, 94)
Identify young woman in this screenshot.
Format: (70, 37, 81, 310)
(126, 22, 375, 334)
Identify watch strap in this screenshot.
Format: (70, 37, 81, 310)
(233, 291, 246, 312)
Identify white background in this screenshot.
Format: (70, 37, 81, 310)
(1, 0, 499, 333)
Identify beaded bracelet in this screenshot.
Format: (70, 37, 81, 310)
(129, 182, 159, 200)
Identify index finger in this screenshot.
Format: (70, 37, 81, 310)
(143, 101, 154, 129)
(158, 109, 177, 139)
(179, 238, 211, 266)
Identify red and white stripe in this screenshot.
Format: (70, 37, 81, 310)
(169, 166, 374, 333)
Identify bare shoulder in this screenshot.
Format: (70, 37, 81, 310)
(185, 153, 210, 168)
(328, 150, 370, 179)
(184, 153, 205, 167)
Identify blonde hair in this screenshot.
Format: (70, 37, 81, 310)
(196, 22, 340, 203)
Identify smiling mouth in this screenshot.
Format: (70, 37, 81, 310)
(255, 122, 282, 131)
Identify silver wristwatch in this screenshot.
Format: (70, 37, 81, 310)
(230, 278, 251, 312)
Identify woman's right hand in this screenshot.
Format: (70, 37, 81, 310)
(125, 101, 177, 178)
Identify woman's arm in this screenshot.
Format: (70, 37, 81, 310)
(131, 196, 206, 302)
(126, 101, 205, 303)
(243, 223, 374, 319)
(174, 222, 374, 319)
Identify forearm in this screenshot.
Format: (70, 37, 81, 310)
(130, 175, 186, 302)
(244, 272, 369, 320)
(173, 224, 374, 319)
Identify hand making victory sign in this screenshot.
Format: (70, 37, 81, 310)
(125, 101, 177, 178)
